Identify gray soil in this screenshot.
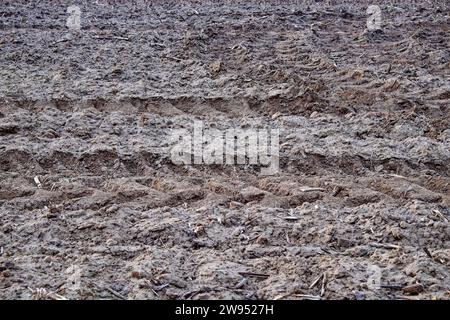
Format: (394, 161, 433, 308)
(0, 0, 449, 300)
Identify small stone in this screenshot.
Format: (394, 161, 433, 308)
(240, 186, 265, 202)
(2, 270, 12, 277)
(193, 224, 206, 237)
(163, 275, 187, 289)
(255, 235, 269, 245)
(210, 60, 222, 73)
(333, 266, 350, 279)
(105, 205, 119, 214)
(354, 292, 365, 300)
(345, 215, 358, 224)
(231, 226, 245, 237)
(403, 283, 424, 295)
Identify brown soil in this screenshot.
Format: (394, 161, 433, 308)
(0, 0, 449, 300)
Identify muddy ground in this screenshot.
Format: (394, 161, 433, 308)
(0, 0, 449, 300)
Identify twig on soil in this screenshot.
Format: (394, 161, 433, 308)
(50, 38, 70, 46)
(332, 186, 342, 196)
(396, 295, 420, 300)
(92, 36, 130, 41)
(320, 247, 333, 254)
(162, 55, 184, 62)
(149, 41, 166, 49)
(273, 289, 303, 300)
(433, 209, 449, 222)
(182, 287, 221, 300)
(423, 247, 433, 259)
(309, 273, 323, 289)
(273, 292, 291, 300)
(370, 242, 401, 250)
(292, 294, 321, 300)
(106, 287, 127, 300)
(283, 216, 299, 221)
(283, 209, 299, 221)
(149, 282, 169, 296)
(153, 283, 170, 291)
(182, 289, 201, 299)
(238, 272, 270, 279)
(387, 173, 409, 180)
(300, 187, 325, 192)
(320, 272, 327, 297)
(381, 284, 404, 290)
(285, 231, 291, 244)
(244, 217, 259, 226)
(234, 278, 247, 289)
